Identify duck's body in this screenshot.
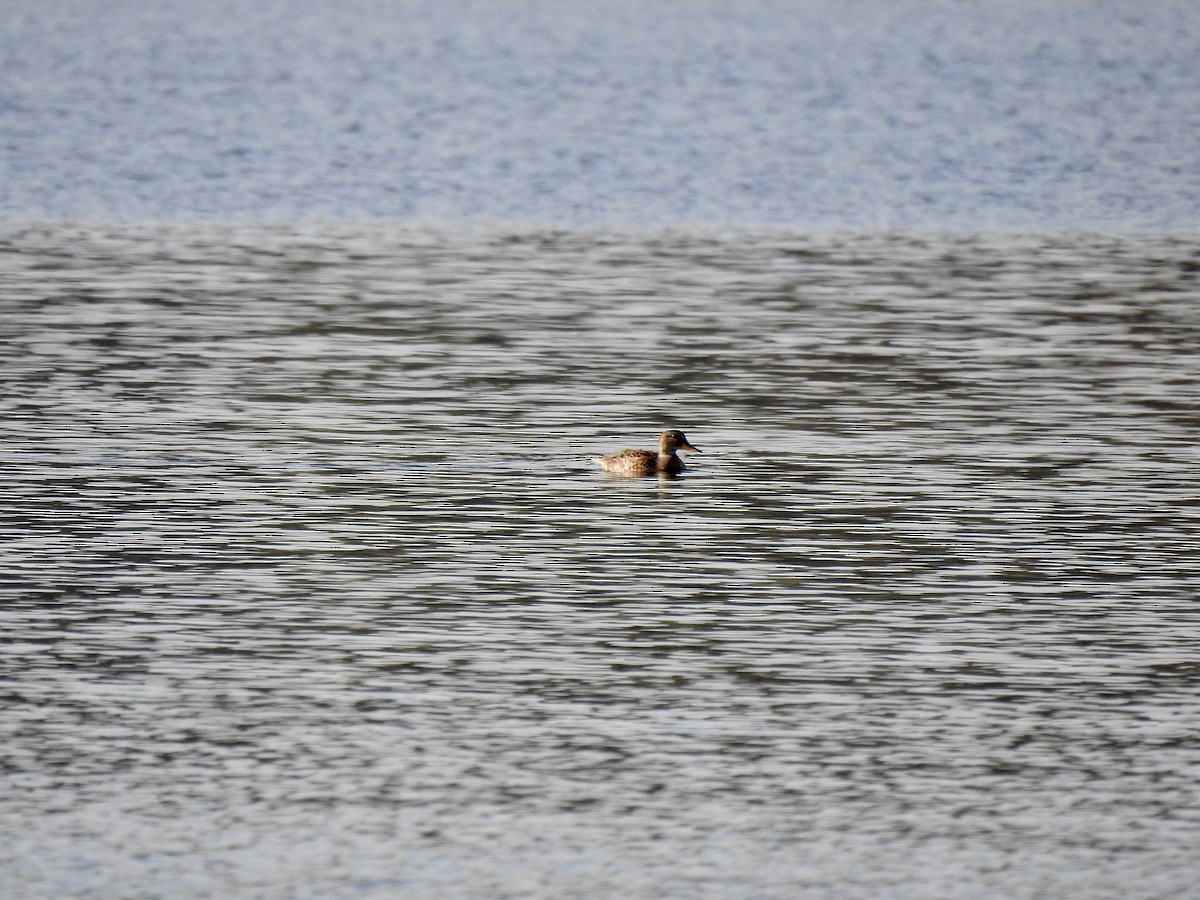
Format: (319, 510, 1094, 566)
(594, 429, 701, 477)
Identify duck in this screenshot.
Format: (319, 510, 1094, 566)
(594, 429, 701, 477)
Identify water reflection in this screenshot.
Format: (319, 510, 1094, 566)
(1, 224, 1198, 897)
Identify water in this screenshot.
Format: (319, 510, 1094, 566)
(2, 223, 1199, 897)
(2, 0, 1199, 228)
(4, 0, 1200, 895)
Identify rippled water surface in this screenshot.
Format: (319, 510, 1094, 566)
(2, 224, 1199, 898)
(3, 0, 1199, 228)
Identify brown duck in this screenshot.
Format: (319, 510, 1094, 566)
(594, 429, 701, 477)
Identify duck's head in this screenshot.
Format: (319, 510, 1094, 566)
(660, 429, 700, 454)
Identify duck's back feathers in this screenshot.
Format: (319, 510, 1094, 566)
(595, 448, 667, 477)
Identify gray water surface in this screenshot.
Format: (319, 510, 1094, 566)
(2, 224, 1198, 897)
(3, 0, 1199, 228)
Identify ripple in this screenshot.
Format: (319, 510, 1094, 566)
(2, 224, 1199, 897)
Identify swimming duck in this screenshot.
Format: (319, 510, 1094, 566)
(594, 429, 701, 477)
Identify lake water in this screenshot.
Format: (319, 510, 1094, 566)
(2, 223, 1198, 897)
(4, 0, 1200, 897)
(2, 0, 1199, 229)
